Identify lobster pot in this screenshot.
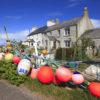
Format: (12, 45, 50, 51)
(17, 59, 31, 75)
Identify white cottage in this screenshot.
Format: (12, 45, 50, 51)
(26, 7, 94, 52)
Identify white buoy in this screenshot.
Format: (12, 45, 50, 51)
(17, 59, 31, 75)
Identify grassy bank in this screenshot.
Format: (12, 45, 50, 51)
(0, 60, 99, 100)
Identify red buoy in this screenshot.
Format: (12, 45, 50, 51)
(88, 82, 100, 98)
(56, 67, 72, 82)
(13, 56, 21, 64)
(53, 75, 62, 85)
(37, 66, 54, 84)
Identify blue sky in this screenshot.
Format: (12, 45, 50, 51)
(0, 0, 100, 45)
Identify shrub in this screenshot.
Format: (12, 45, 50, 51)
(55, 47, 90, 61)
(0, 60, 27, 86)
(55, 48, 74, 61)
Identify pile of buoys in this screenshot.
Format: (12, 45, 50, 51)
(29, 66, 85, 86)
(0, 51, 100, 98)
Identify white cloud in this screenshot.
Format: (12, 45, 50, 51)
(69, 0, 78, 2)
(0, 29, 29, 45)
(47, 12, 63, 17)
(67, 0, 84, 8)
(91, 19, 100, 28)
(9, 30, 29, 41)
(69, 0, 84, 2)
(5, 16, 22, 20)
(67, 3, 79, 8)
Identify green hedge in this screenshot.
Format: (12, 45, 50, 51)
(55, 47, 89, 61)
(55, 48, 74, 60)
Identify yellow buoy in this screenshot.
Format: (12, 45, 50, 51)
(5, 53, 13, 61)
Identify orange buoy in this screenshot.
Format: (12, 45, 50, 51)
(37, 66, 54, 84)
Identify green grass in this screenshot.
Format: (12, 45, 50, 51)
(24, 78, 99, 100)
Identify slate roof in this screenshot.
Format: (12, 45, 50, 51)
(28, 17, 82, 36)
(63, 17, 82, 27)
(28, 26, 47, 36)
(82, 28, 100, 39)
(45, 17, 82, 32)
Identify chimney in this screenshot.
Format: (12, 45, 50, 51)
(83, 7, 88, 17)
(55, 18, 60, 24)
(47, 20, 56, 27)
(31, 27, 37, 32)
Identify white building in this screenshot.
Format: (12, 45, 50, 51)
(25, 7, 94, 52)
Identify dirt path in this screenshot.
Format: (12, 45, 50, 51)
(0, 80, 53, 100)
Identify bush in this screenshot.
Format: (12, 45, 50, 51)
(55, 47, 90, 61)
(0, 60, 27, 86)
(55, 48, 74, 61)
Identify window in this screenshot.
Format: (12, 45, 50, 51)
(64, 29, 70, 36)
(31, 42, 33, 46)
(45, 40, 48, 45)
(64, 40, 71, 47)
(58, 30, 60, 36)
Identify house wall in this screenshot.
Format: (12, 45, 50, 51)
(93, 39, 100, 48)
(42, 25, 77, 50)
(27, 33, 43, 48)
(58, 26, 77, 48)
(70, 25, 77, 44)
(77, 9, 94, 37)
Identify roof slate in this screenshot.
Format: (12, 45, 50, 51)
(82, 28, 100, 39)
(28, 17, 82, 36)
(28, 26, 47, 36)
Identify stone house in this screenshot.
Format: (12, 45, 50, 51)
(82, 28, 100, 48)
(26, 7, 94, 52)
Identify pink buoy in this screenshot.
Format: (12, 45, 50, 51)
(30, 68, 38, 79)
(56, 67, 72, 82)
(72, 74, 84, 84)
